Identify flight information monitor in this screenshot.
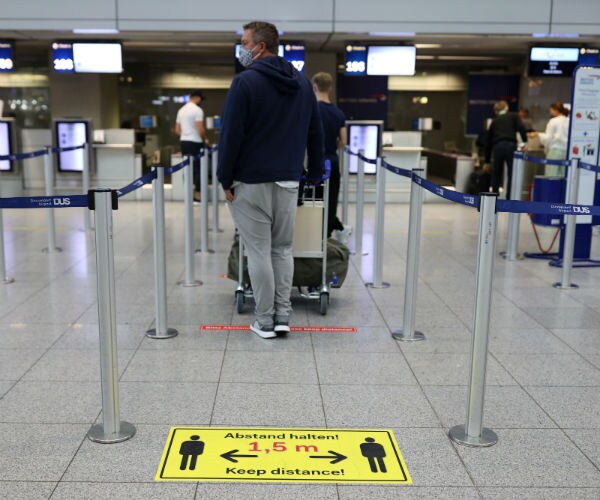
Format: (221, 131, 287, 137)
(0, 121, 14, 171)
(366, 46, 416, 76)
(72, 42, 122, 73)
(346, 121, 383, 175)
(55, 120, 88, 172)
(528, 47, 580, 77)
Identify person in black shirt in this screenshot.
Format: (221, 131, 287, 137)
(484, 100, 528, 199)
(312, 72, 349, 240)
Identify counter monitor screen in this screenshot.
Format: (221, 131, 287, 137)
(528, 47, 580, 77)
(55, 121, 88, 172)
(345, 45, 367, 76)
(0, 121, 13, 171)
(347, 123, 382, 174)
(139, 115, 157, 128)
(72, 42, 122, 73)
(367, 46, 416, 76)
(0, 41, 15, 72)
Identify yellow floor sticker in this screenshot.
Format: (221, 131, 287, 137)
(155, 427, 411, 484)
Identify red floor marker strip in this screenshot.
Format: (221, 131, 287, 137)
(200, 325, 357, 333)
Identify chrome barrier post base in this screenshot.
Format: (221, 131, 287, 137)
(366, 281, 390, 289)
(449, 424, 497, 448)
(195, 248, 215, 254)
(145, 327, 178, 340)
(177, 279, 203, 288)
(2, 277, 15, 284)
(88, 421, 136, 444)
(392, 329, 425, 342)
(42, 246, 63, 254)
(552, 282, 579, 290)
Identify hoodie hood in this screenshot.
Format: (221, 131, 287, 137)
(249, 56, 301, 94)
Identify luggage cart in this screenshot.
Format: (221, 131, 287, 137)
(234, 168, 331, 315)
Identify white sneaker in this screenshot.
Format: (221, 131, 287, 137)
(250, 321, 277, 339)
(274, 321, 290, 336)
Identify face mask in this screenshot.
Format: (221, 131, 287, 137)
(238, 44, 261, 68)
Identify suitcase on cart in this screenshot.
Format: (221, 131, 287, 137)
(227, 235, 349, 289)
(228, 174, 348, 314)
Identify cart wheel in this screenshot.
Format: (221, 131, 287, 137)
(319, 292, 329, 315)
(235, 290, 245, 313)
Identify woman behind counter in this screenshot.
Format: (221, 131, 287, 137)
(529, 101, 569, 176)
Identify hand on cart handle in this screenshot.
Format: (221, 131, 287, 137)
(302, 159, 331, 185)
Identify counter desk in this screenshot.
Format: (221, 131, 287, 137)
(93, 143, 142, 200)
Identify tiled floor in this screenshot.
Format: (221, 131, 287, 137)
(0, 199, 599, 499)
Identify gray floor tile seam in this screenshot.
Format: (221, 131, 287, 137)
(492, 350, 600, 369)
(0, 380, 18, 400)
(490, 359, 600, 469)
(556, 430, 600, 473)
(0, 418, 101, 425)
(416, 279, 474, 333)
(47, 421, 97, 500)
(0, 325, 74, 399)
(208, 332, 232, 427)
(308, 328, 334, 429)
(0, 280, 58, 320)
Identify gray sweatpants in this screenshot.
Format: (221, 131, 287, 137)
(229, 182, 298, 328)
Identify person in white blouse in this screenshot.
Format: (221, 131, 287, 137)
(529, 101, 569, 176)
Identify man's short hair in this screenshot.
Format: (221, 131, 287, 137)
(312, 72, 333, 93)
(243, 21, 279, 54)
(493, 100, 508, 114)
(190, 90, 204, 100)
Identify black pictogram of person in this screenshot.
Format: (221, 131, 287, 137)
(360, 437, 387, 473)
(179, 435, 205, 470)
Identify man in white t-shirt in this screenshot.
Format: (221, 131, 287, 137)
(176, 91, 209, 201)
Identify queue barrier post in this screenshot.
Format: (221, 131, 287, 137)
(211, 148, 223, 236)
(353, 149, 367, 256)
(82, 143, 92, 231)
(42, 146, 62, 253)
(393, 168, 425, 342)
(366, 157, 389, 288)
(553, 158, 579, 289)
(87, 188, 136, 444)
(197, 150, 213, 254)
(449, 192, 498, 448)
(146, 166, 178, 339)
(0, 209, 15, 284)
(503, 154, 524, 260)
(178, 156, 202, 288)
(341, 147, 350, 225)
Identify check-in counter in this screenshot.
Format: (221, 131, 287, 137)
(380, 145, 424, 203)
(20, 128, 52, 191)
(93, 129, 142, 200)
(342, 131, 423, 203)
(422, 149, 475, 193)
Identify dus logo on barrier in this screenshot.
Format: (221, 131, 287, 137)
(53, 197, 71, 206)
(573, 206, 591, 214)
(551, 204, 590, 214)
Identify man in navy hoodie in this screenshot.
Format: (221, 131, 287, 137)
(217, 21, 324, 339)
